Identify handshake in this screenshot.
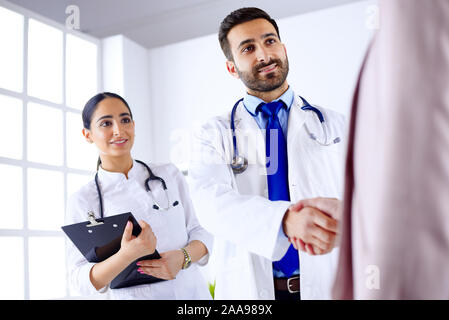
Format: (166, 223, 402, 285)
(282, 198, 342, 255)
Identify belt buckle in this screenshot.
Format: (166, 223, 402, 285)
(287, 275, 300, 294)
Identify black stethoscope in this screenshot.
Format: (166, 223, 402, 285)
(230, 95, 341, 174)
(94, 159, 179, 218)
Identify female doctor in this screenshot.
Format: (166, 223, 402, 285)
(65, 92, 213, 299)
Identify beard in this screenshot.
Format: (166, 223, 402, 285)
(236, 56, 289, 93)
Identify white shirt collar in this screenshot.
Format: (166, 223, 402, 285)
(243, 86, 294, 116)
(97, 159, 140, 189)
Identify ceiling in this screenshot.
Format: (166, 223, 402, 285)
(7, 0, 363, 49)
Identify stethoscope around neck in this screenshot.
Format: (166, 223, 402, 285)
(230, 95, 341, 174)
(94, 159, 179, 218)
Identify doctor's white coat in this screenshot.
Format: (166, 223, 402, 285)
(189, 95, 346, 300)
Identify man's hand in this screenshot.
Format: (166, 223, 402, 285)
(283, 198, 341, 255)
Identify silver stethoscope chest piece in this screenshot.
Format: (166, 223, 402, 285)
(231, 155, 248, 174)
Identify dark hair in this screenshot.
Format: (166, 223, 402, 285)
(218, 7, 280, 61)
(82, 92, 133, 130)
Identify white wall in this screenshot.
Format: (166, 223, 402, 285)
(279, 0, 377, 115)
(102, 35, 153, 163)
(122, 36, 153, 163)
(102, 35, 124, 96)
(147, 33, 240, 169)
(147, 0, 376, 167)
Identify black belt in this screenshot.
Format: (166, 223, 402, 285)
(274, 275, 300, 293)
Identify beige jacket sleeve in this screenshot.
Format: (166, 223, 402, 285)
(333, 0, 449, 299)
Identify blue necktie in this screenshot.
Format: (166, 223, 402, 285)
(258, 101, 299, 277)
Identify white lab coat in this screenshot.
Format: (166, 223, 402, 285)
(189, 94, 346, 299)
(65, 160, 213, 300)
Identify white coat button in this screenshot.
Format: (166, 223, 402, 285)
(259, 289, 268, 298)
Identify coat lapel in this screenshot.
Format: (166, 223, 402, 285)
(233, 100, 267, 168)
(286, 95, 307, 158)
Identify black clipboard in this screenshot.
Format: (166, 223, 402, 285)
(62, 212, 165, 289)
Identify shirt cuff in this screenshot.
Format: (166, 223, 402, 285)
(271, 203, 292, 261)
(188, 234, 214, 267)
(78, 262, 109, 295)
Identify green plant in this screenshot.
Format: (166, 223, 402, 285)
(208, 280, 216, 300)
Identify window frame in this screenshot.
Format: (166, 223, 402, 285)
(0, 0, 102, 299)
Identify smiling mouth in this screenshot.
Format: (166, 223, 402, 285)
(110, 138, 128, 145)
(258, 63, 277, 73)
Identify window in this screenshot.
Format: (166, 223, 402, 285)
(66, 34, 98, 110)
(27, 168, 64, 230)
(0, 164, 23, 229)
(66, 111, 98, 171)
(0, 2, 100, 299)
(28, 237, 66, 299)
(0, 94, 23, 160)
(0, 237, 24, 299)
(27, 19, 63, 104)
(27, 102, 64, 166)
(0, 6, 23, 92)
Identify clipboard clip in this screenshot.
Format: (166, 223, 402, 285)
(86, 211, 104, 227)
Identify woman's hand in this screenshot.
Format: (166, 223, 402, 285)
(137, 250, 185, 280)
(119, 220, 157, 262)
(89, 220, 157, 291)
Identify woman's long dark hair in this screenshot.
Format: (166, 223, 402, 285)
(82, 92, 133, 170)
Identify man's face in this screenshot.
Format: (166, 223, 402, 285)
(226, 18, 289, 92)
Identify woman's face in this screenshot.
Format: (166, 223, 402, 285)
(83, 97, 135, 159)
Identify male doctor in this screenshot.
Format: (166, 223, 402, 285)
(189, 7, 345, 300)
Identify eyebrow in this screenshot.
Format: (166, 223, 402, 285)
(237, 33, 279, 50)
(96, 112, 131, 123)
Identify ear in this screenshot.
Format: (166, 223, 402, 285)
(82, 128, 93, 144)
(226, 60, 240, 79)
